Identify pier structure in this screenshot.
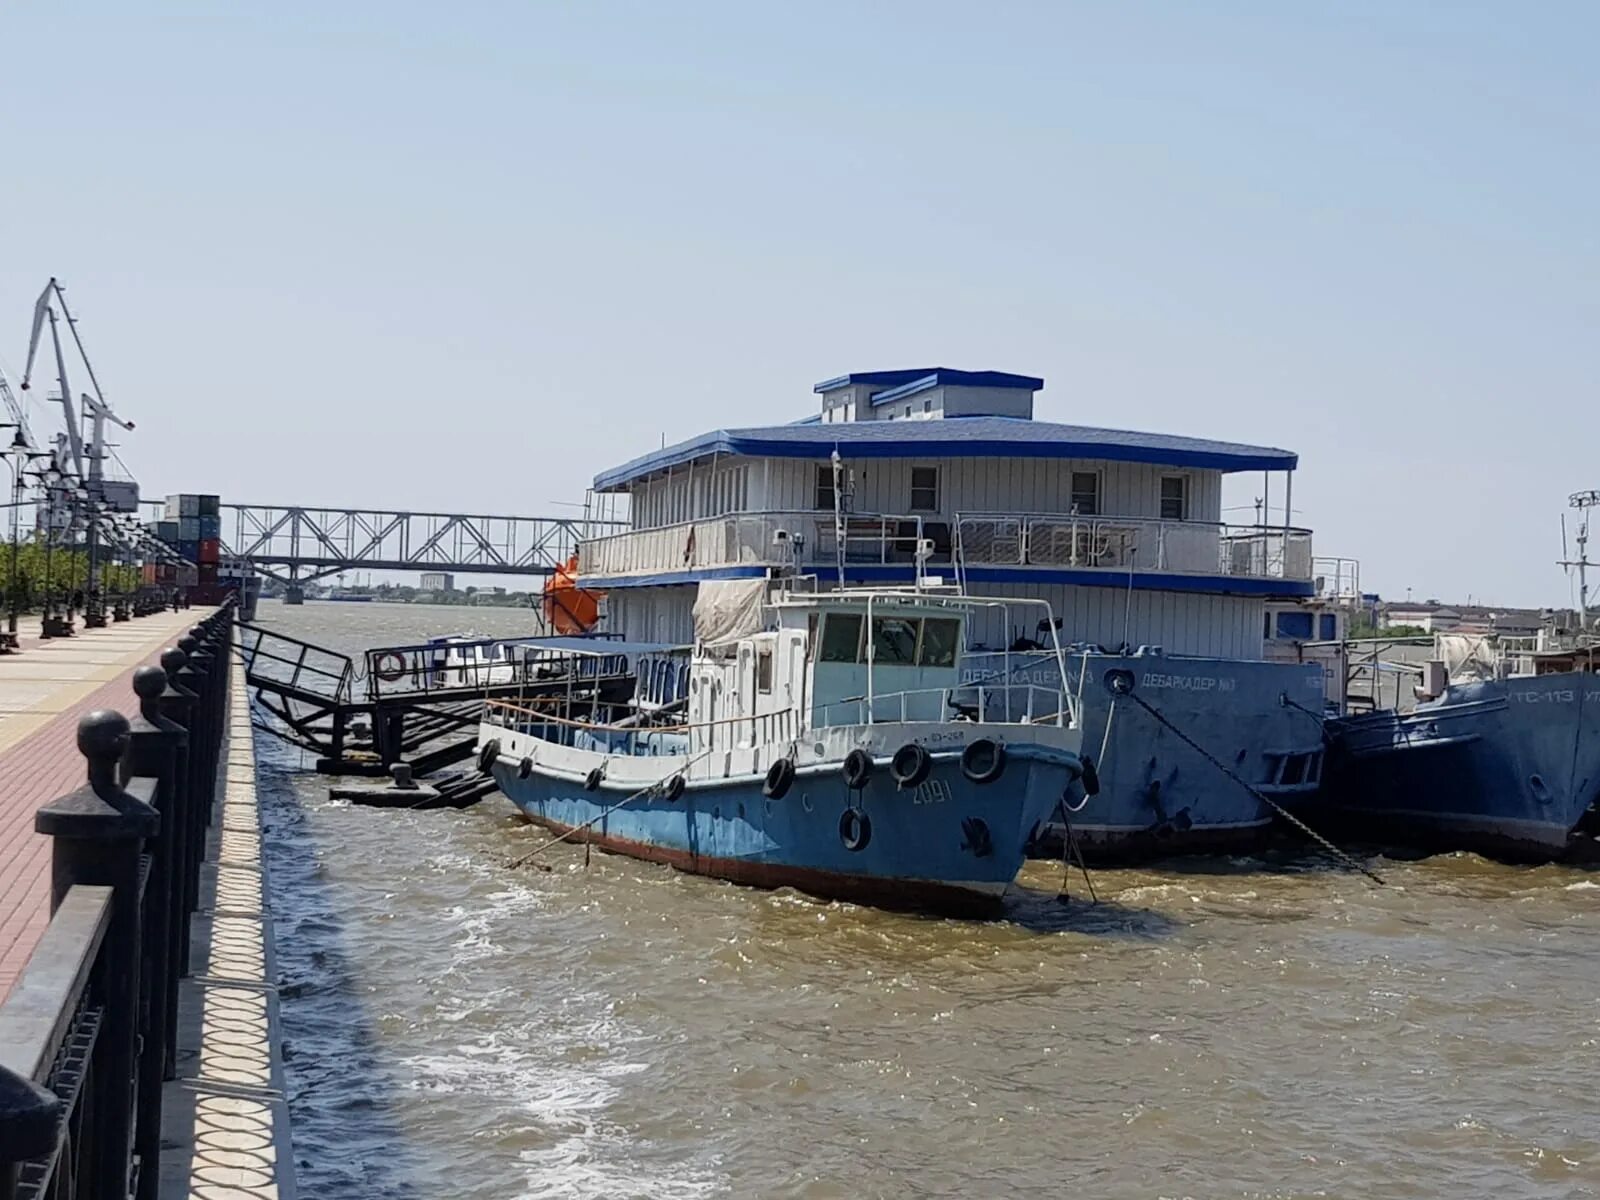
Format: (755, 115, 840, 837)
(0, 599, 292, 1198)
(219, 502, 625, 602)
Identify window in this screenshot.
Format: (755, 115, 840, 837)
(904, 405, 911, 418)
(871, 617, 919, 665)
(922, 399, 932, 414)
(819, 614, 863, 662)
(814, 464, 836, 511)
(910, 466, 939, 512)
(756, 647, 773, 693)
(1159, 475, 1188, 521)
(1319, 614, 1338, 640)
(1070, 471, 1100, 516)
(919, 618, 961, 667)
(1276, 611, 1314, 639)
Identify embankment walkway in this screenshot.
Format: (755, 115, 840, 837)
(0, 610, 205, 998)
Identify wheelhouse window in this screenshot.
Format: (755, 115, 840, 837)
(919, 618, 961, 668)
(1070, 471, 1100, 516)
(814, 464, 836, 511)
(818, 613, 863, 662)
(910, 466, 939, 512)
(870, 617, 919, 665)
(1159, 475, 1188, 521)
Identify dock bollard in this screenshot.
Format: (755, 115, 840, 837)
(158, 647, 200, 976)
(34, 711, 160, 1200)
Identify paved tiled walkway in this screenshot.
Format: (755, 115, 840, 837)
(0, 610, 209, 998)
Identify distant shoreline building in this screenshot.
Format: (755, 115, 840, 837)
(419, 571, 455, 592)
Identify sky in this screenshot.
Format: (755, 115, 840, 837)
(1, 1, 1595, 607)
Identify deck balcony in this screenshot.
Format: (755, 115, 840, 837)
(577, 510, 1314, 588)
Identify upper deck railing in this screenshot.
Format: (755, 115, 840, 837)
(578, 509, 1314, 583)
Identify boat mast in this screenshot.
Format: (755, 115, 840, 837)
(1562, 490, 1599, 632)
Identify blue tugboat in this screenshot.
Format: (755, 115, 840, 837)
(479, 588, 1087, 915)
(1326, 642, 1600, 860)
(573, 367, 1328, 860)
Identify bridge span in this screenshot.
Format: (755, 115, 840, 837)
(221, 502, 625, 586)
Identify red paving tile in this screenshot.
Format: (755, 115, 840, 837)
(0, 658, 163, 1000)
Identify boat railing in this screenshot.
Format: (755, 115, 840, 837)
(814, 682, 1069, 728)
(483, 697, 799, 758)
(578, 511, 948, 577)
(239, 620, 355, 704)
(954, 512, 1315, 581)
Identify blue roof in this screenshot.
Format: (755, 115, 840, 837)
(593, 415, 1297, 491)
(812, 368, 1043, 397)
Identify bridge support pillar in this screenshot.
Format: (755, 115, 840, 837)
(284, 584, 304, 605)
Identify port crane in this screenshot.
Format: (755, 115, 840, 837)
(1560, 490, 1599, 633)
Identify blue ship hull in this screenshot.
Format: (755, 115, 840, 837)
(1324, 671, 1600, 860)
(491, 750, 1066, 917)
(965, 652, 1327, 861)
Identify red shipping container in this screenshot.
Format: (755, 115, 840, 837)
(198, 538, 221, 563)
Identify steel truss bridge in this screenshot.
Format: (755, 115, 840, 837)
(222, 504, 625, 585)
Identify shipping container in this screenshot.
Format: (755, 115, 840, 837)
(166, 493, 200, 518)
(198, 515, 222, 540)
(158, 521, 181, 543)
(198, 538, 221, 563)
(198, 494, 220, 516)
(178, 516, 200, 541)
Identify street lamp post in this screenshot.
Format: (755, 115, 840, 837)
(1, 428, 35, 636)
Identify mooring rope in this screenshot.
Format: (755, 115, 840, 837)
(505, 746, 718, 870)
(1120, 689, 1385, 886)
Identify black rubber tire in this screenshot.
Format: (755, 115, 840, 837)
(663, 774, 686, 802)
(960, 738, 1006, 785)
(841, 749, 874, 790)
(890, 743, 931, 789)
(584, 767, 604, 791)
(763, 757, 795, 799)
(1080, 754, 1100, 796)
(477, 739, 501, 775)
(839, 808, 873, 852)
(518, 756, 533, 779)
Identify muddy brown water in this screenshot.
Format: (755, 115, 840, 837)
(253, 600, 1600, 1199)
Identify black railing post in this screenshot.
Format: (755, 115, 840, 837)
(35, 711, 160, 1200)
(124, 667, 183, 1105)
(0, 1065, 62, 1200)
(186, 626, 220, 823)
(175, 633, 212, 865)
(158, 647, 199, 977)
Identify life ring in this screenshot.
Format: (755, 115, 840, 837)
(584, 767, 604, 791)
(960, 739, 1006, 785)
(375, 651, 408, 683)
(477, 739, 501, 775)
(841, 749, 874, 790)
(839, 808, 872, 852)
(663, 774, 686, 802)
(763, 757, 795, 799)
(518, 756, 533, 779)
(890, 743, 931, 789)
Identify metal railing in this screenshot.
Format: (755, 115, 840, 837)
(0, 600, 235, 1200)
(813, 682, 1068, 728)
(955, 512, 1314, 580)
(578, 509, 1313, 582)
(578, 511, 944, 577)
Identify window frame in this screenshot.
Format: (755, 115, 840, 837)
(1069, 470, 1101, 517)
(756, 646, 774, 693)
(909, 465, 940, 513)
(814, 464, 836, 511)
(1159, 474, 1189, 522)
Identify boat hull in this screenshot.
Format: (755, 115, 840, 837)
(966, 652, 1327, 861)
(1324, 671, 1600, 860)
(490, 747, 1069, 917)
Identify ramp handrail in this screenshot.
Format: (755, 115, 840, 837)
(238, 621, 355, 704)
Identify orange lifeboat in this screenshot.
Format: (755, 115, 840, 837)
(542, 554, 601, 635)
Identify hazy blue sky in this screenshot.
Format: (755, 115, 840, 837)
(2, 2, 1595, 606)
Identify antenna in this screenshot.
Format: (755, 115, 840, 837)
(1560, 490, 1600, 632)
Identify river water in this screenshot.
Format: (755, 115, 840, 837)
(254, 601, 1600, 1199)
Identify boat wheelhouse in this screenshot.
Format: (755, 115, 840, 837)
(576, 368, 1329, 859)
